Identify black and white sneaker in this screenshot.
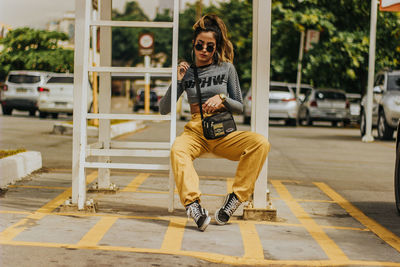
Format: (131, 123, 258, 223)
(186, 201, 211, 231)
(215, 193, 242, 225)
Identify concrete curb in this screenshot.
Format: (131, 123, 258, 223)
(52, 120, 145, 138)
(0, 151, 42, 188)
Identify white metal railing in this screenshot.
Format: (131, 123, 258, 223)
(73, 0, 180, 211)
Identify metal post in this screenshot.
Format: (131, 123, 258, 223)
(168, 0, 180, 212)
(97, 0, 112, 188)
(144, 55, 151, 114)
(91, 9, 99, 127)
(72, 0, 86, 204)
(296, 30, 305, 103)
(362, 0, 378, 142)
(252, 0, 271, 208)
(72, 0, 91, 210)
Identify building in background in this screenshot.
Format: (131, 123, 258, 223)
(46, 11, 75, 49)
(157, 0, 174, 15)
(0, 23, 11, 39)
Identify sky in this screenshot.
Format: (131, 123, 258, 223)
(0, 0, 220, 29)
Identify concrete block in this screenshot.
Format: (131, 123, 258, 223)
(52, 121, 145, 138)
(0, 151, 42, 188)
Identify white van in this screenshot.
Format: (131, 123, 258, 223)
(1, 70, 51, 116)
(38, 73, 92, 119)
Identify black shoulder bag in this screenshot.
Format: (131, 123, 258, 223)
(193, 65, 237, 140)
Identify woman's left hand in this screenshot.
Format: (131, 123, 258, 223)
(203, 94, 224, 113)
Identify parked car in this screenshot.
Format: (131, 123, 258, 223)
(288, 83, 313, 102)
(243, 82, 298, 126)
(346, 93, 362, 123)
(298, 88, 350, 127)
(133, 88, 160, 112)
(395, 121, 400, 214)
(37, 73, 92, 119)
(1, 70, 51, 116)
(179, 91, 191, 121)
(360, 69, 400, 140)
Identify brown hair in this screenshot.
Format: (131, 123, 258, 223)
(192, 14, 234, 64)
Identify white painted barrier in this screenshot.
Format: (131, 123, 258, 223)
(0, 151, 42, 187)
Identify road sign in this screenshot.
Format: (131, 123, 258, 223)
(380, 0, 400, 11)
(139, 33, 154, 56)
(305, 30, 320, 52)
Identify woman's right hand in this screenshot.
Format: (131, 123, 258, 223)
(177, 61, 190, 81)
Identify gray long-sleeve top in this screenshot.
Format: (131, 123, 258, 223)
(159, 62, 243, 115)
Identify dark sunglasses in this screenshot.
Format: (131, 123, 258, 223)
(194, 43, 215, 53)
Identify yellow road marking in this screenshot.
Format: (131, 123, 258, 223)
(2, 240, 400, 266)
(315, 182, 400, 253)
(271, 180, 348, 261)
(0, 210, 369, 232)
(161, 217, 187, 252)
(295, 199, 336, 203)
(239, 222, 264, 259)
(226, 177, 234, 193)
(77, 217, 118, 247)
(0, 171, 98, 242)
(122, 173, 150, 192)
(8, 185, 68, 190)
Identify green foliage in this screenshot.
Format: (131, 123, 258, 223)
(0, 27, 73, 81)
(112, 2, 174, 67)
(275, 0, 400, 94)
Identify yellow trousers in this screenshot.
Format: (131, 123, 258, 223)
(171, 114, 270, 206)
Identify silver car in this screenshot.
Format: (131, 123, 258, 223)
(360, 69, 400, 140)
(1, 70, 51, 116)
(298, 88, 350, 127)
(243, 82, 298, 126)
(37, 73, 93, 119)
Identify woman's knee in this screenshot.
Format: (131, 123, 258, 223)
(253, 133, 271, 153)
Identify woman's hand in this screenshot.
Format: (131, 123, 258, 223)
(202, 94, 224, 113)
(177, 61, 190, 81)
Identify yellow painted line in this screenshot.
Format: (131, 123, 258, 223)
(238, 222, 264, 259)
(271, 180, 348, 261)
(226, 177, 234, 193)
(2, 240, 400, 266)
(295, 199, 336, 203)
(321, 225, 370, 232)
(113, 125, 148, 140)
(77, 217, 118, 247)
(122, 173, 150, 192)
(160, 217, 187, 252)
(0, 171, 98, 242)
(8, 185, 68, 190)
(315, 182, 400, 253)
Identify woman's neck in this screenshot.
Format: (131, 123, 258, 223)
(196, 59, 213, 67)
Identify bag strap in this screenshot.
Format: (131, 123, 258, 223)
(192, 65, 204, 120)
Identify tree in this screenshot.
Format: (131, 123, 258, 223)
(275, 0, 400, 94)
(112, 2, 174, 67)
(0, 28, 73, 81)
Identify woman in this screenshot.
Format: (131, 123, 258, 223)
(160, 14, 270, 231)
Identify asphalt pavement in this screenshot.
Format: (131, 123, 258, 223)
(1, 103, 400, 266)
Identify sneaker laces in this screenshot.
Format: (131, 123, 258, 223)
(187, 202, 205, 222)
(223, 194, 241, 217)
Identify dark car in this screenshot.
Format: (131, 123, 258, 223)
(133, 89, 159, 112)
(395, 121, 400, 214)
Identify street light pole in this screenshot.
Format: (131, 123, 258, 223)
(295, 30, 305, 103)
(362, 0, 378, 142)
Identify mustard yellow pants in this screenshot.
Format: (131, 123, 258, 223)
(171, 114, 271, 206)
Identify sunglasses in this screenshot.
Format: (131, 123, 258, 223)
(194, 43, 215, 53)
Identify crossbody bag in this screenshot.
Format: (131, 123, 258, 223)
(193, 65, 237, 140)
